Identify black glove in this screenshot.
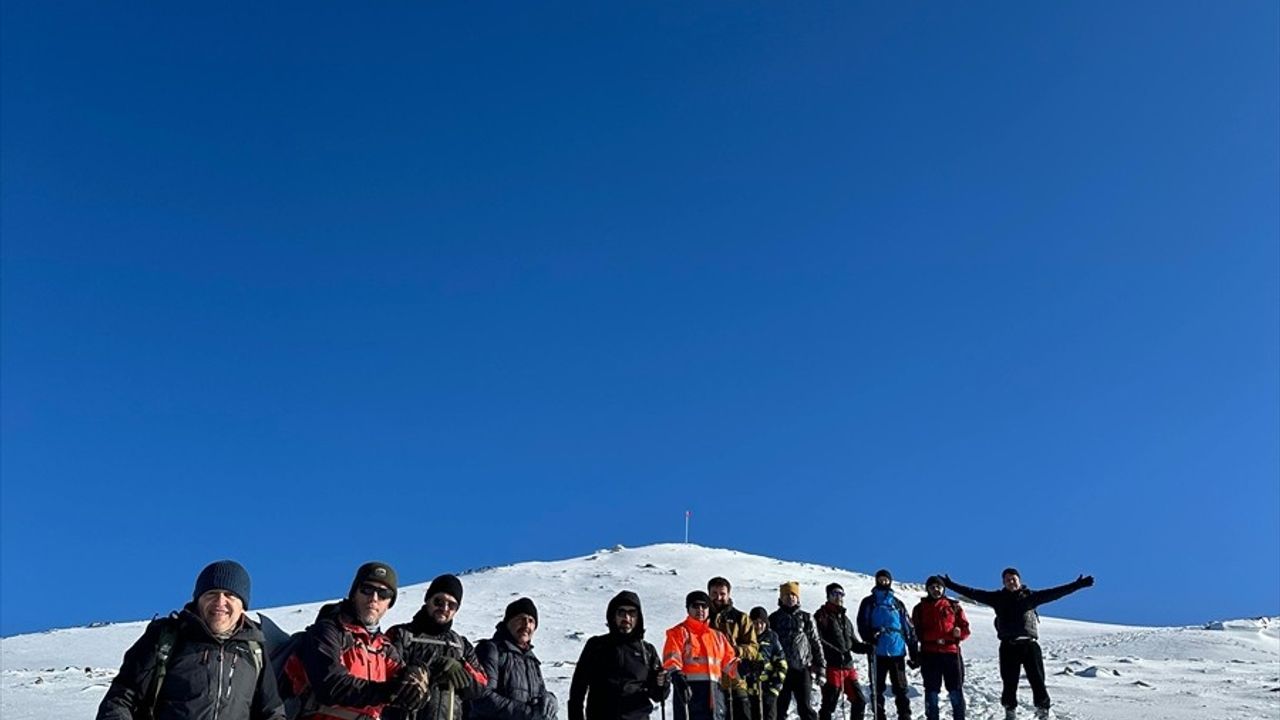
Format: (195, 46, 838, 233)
(906, 657, 920, 670)
(941, 574, 952, 586)
(851, 641, 872, 655)
(430, 656, 471, 689)
(654, 669, 669, 688)
(1077, 574, 1095, 588)
(391, 665, 431, 711)
(670, 672, 692, 704)
(839, 651, 852, 666)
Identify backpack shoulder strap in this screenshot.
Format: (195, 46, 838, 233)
(145, 616, 181, 717)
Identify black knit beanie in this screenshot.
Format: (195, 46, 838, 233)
(426, 574, 464, 605)
(193, 560, 251, 609)
(1002, 567, 1021, 580)
(825, 582, 845, 596)
(875, 569, 893, 584)
(686, 590, 711, 608)
(749, 606, 769, 623)
(503, 597, 538, 625)
(349, 561, 399, 607)
(926, 575, 945, 588)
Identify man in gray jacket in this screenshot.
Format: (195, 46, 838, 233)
(769, 582, 823, 720)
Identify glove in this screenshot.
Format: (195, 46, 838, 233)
(1077, 574, 1095, 588)
(906, 658, 920, 670)
(541, 693, 558, 719)
(654, 669, 669, 688)
(838, 651, 852, 666)
(670, 672, 692, 704)
(430, 656, 471, 689)
(391, 665, 431, 711)
(941, 574, 952, 585)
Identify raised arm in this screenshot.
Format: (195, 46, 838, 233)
(940, 576, 1002, 606)
(1027, 575, 1094, 608)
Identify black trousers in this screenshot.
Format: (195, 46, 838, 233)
(919, 653, 964, 693)
(723, 688, 752, 720)
(748, 690, 778, 720)
(775, 669, 817, 720)
(998, 640, 1049, 710)
(871, 656, 910, 720)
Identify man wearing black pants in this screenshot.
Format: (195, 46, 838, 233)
(769, 582, 823, 720)
(942, 569, 1093, 719)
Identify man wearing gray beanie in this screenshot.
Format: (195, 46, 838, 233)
(96, 560, 286, 720)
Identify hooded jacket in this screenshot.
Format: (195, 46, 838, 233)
(471, 623, 556, 720)
(385, 605, 488, 720)
(283, 600, 403, 720)
(97, 605, 287, 720)
(709, 602, 758, 693)
(569, 591, 669, 720)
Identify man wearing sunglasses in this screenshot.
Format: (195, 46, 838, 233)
(282, 562, 431, 720)
(662, 590, 738, 720)
(568, 590, 670, 720)
(814, 583, 871, 720)
(387, 574, 488, 720)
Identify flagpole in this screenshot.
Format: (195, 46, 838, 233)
(684, 510, 690, 544)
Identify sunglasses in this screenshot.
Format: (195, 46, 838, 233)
(357, 583, 395, 601)
(828, 590, 845, 597)
(432, 597, 460, 611)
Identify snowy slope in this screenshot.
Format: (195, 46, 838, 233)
(3, 544, 1277, 720)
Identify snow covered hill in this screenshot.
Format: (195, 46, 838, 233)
(3, 544, 1277, 719)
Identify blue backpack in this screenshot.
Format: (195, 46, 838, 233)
(867, 590, 907, 657)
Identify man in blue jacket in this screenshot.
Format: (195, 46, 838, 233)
(856, 570, 919, 720)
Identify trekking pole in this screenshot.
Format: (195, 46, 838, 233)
(447, 689, 455, 720)
(868, 653, 878, 720)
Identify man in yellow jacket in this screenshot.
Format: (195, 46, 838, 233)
(664, 591, 739, 720)
(708, 577, 759, 720)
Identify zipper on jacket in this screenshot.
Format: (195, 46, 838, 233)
(213, 646, 225, 720)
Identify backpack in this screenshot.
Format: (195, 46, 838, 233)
(259, 613, 310, 719)
(145, 616, 264, 720)
(867, 592, 906, 657)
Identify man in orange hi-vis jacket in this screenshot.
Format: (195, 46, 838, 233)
(664, 591, 739, 720)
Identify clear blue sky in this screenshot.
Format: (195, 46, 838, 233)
(2, 3, 1277, 636)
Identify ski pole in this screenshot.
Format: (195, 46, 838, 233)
(447, 688, 455, 720)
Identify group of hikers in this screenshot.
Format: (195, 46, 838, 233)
(96, 559, 1094, 720)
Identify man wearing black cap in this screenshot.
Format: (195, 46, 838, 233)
(941, 569, 1093, 720)
(569, 590, 670, 720)
(856, 570, 918, 720)
(814, 582, 871, 720)
(472, 597, 558, 720)
(387, 574, 489, 720)
(662, 590, 739, 720)
(282, 561, 431, 720)
(97, 560, 287, 720)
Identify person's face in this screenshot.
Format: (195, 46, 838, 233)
(507, 614, 537, 647)
(687, 601, 710, 622)
(352, 581, 394, 626)
(197, 590, 244, 635)
(876, 576, 892, 589)
(781, 592, 799, 608)
(827, 589, 845, 607)
(752, 618, 767, 635)
(709, 584, 731, 609)
(427, 592, 460, 624)
(613, 605, 638, 634)
(927, 582, 944, 599)
(1002, 573, 1022, 591)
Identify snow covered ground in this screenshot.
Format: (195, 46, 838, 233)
(3, 544, 1277, 719)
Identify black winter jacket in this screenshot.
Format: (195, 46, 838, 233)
(385, 607, 486, 720)
(942, 577, 1089, 641)
(471, 625, 557, 720)
(97, 606, 287, 720)
(768, 605, 823, 675)
(813, 603, 871, 668)
(568, 591, 669, 720)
